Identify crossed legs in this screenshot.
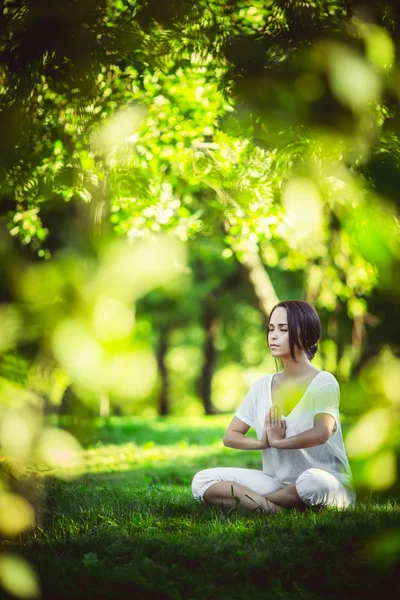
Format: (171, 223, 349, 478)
(203, 481, 281, 513)
(203, 480, 305, 513)
(193, 467, 355, 513)
(264, 482, 305, 510)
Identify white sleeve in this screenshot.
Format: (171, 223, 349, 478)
(235, 385, 257, 429)
(313, 382, 340, 436)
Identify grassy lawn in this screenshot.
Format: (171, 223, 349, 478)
(2, 415, 400, 600)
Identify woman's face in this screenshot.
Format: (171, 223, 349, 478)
(267, 307, 290, 358)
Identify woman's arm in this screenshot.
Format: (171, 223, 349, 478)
(223, 416, 266, 450)
(224, 432, 264, 450)
(268, 412, 335, 449)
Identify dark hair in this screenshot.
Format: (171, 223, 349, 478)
(267, 300, 321, 363)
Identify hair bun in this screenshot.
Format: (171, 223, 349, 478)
(307, 343, 318, 360)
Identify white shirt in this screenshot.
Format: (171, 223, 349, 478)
(235, 370, 355, 491)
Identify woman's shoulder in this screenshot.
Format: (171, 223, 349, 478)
(317, 370, 340, 388)
(247, 373, 271, 394)
(251, 374, 271, 388)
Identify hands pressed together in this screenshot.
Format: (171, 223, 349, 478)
(260, 405, 286, 449)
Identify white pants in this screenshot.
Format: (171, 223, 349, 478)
(192, 467, 356, 509)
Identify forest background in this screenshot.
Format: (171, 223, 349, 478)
(0, 1, 400, 598)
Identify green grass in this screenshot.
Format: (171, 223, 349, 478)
(2, 416, 400, 600)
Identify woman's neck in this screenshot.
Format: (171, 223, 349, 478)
(279, 355, 320, 380)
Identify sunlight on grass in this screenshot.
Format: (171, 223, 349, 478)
(29, 439, 225, 480)
(5, 413, 235, 482)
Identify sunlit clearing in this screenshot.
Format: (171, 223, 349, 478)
(31, 438, 223, 479)
(52, 320, 109, 389)
(363, 24, 395, 72)
(38, 427, 83, 478)
(0, 493, 35, 536)
(327, 42, 381, 110)
(0, 305, 21, 353)
(0, 554, 40, 599)
(92, 295, 135, 342)
(92, 105, 147, 160)
(345, 408, 391, 458)
(110, 350, 157, 400)
(84, 236, 187, 304)
(363, 449, 397, 491)
(282, 178, 323, 249)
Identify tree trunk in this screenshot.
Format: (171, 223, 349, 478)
(197, 169, 280, 324)
(239, 251, 280, 325)
(199, 308, 220, 415)
(156, 330, 170, 416)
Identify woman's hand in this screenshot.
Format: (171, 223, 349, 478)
(260, 412, 271, 449)
(266, 406, 286, 447)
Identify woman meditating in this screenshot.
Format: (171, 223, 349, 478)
(191, 300, 356, 513)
